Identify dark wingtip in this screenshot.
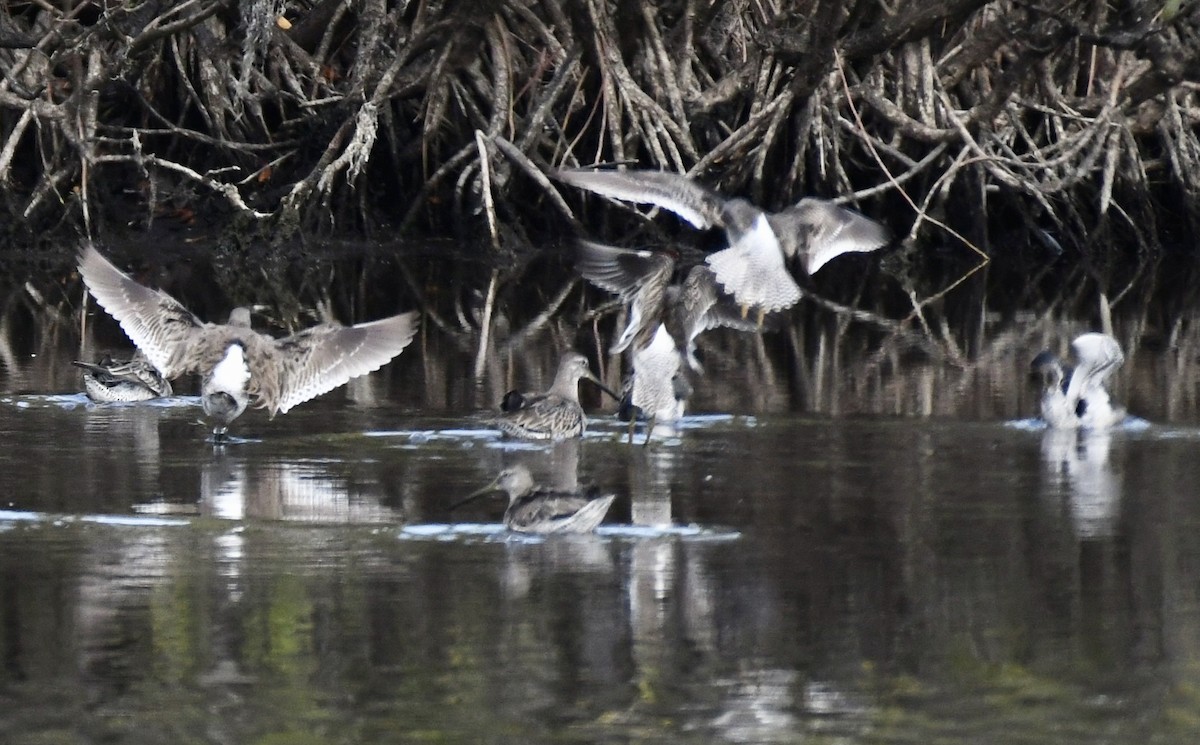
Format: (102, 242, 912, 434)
(573, 237, 613, 268)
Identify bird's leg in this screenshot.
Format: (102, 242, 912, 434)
(755, 307, 765, 329)
(642, 414, 656, 447)
(740, 303, 750, 319)
(626, 415, 637, 445)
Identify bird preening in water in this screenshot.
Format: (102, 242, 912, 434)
(73, 353, 172, 403)
(77, 244, 420, 439)
(450, 464, 617, 534)
(555, 168, 890, 324)
(494, 351, 619, 440)
(1030, 332, 1126, 430)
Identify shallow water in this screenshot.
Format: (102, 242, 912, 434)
(2, 376, 1200, 743)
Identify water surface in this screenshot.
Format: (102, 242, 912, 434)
(1, 379, 1199, 743)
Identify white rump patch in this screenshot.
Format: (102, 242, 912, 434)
(209, 344, 251, 394)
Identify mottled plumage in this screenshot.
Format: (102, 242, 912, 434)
(454, 464, 616, 534)
(576, 240, 757, 375)
(78, 244, 419, 436)
(556, 168, 890, 317)
(577, 240, 760, 442)
(626, 324, 691, 426)
(1030, 333, 1125, 430)
(73, 353, 173, 403)
(495, 352, 612, 440)
(574, 239, 676, 355)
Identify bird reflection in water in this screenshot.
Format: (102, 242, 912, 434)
(1040, 428, 1121, 539)
(627, 446, 675, 527)
(1038, 423, 1131, 659)
(199, 453, 403, 523)
(83, 402, 164, 490)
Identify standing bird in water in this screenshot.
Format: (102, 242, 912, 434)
(77, 244, 420, 438)
(1030, 332, 1126, 429)
(494, 352, 617, 440)
(623, 324, 691, 438)
(451, 464, 616, 534)
(73, 353, 173, 403)
(555, 168, 890, 323)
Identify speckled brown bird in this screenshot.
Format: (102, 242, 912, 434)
(78, 244, 419, 437)
(453, 464, 616, 534)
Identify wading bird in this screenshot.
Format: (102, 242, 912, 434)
(1030, 332, 1125, 430)
(494, 352, 617, 440)
(575, 239, 757, 373)
(78, 244, 419, 438)
(451, 464, 616, 534)
(575, 240, 758, 441)
(73, 353, 173, 403)
(621, 323, 691, 440)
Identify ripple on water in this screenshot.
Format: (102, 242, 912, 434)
(0, 394, 202, 410)
(1005, 416, 1153, 432)
(397, 522, 741, 543)
(0, 509, 191, 528)
(356, 414, 757, 449)
(364, 427, 497, 448)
